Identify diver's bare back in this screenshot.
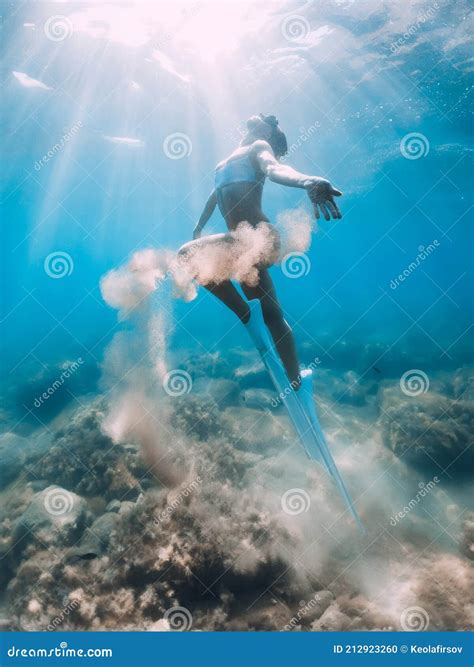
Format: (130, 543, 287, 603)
(215, 144, 268, 229)
(189, 114, 342, 244)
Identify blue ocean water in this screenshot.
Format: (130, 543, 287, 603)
(0, 1, 473, 637)
(2, 2, 472, 406)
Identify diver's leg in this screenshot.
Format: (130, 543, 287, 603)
(177, 235, 250, 323)
(203, 280, 250, 323)
(240, 269, 300, 388)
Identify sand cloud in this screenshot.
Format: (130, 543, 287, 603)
(100, 210, 313, 317)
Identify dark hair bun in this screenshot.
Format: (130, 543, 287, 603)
(259, 114, 279, 128)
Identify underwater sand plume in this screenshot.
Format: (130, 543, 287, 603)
(100, 210, 313, 317)
(177, 221, 281, 288)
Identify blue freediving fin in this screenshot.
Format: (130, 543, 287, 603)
(297, 369, 365, 532)
(244, 300, 326, 467)
(244, 299, 363, 531)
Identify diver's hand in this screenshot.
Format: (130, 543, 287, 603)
(192, 225, 202, 240)
(305, 177, 342, 221)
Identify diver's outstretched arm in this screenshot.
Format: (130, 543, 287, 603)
(193, 190, 217, 239)
(253, 141, 343, 221)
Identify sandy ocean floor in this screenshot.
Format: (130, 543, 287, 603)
(1, 343, 472, 633)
